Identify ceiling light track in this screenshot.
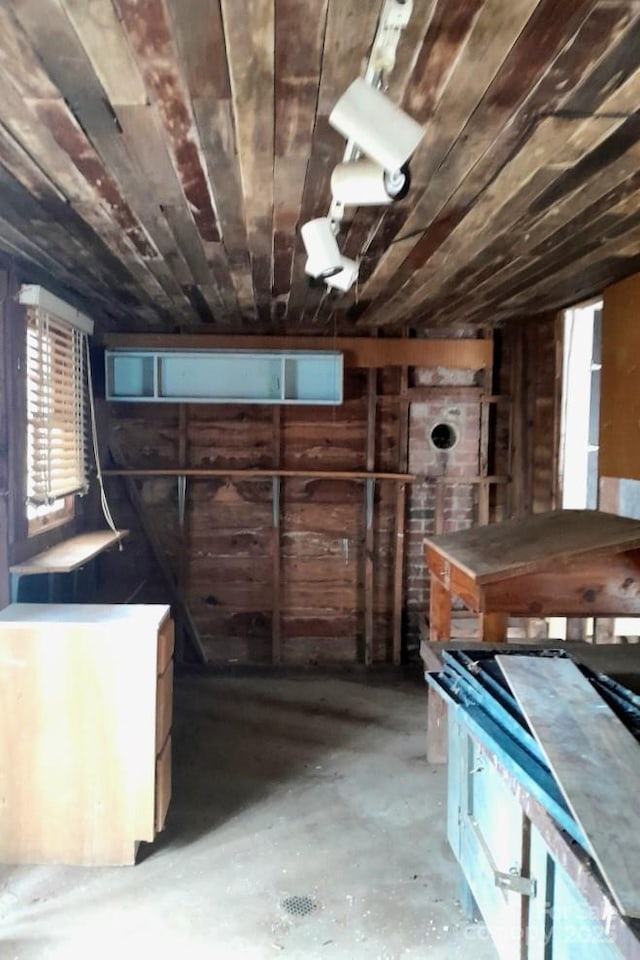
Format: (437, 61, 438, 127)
(301, 0, 423, 295)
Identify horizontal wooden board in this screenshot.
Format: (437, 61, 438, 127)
(102, 334, 494, 368)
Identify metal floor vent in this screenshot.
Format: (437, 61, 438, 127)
(281, 895, 317, 918)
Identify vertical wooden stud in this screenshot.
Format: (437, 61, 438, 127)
(364, 367, 376, 666)
(478, 612, 507, 643)
(392, 365, 409, 666)
(0, 268, 10, 608)
(272, 406, 281, 665)
(478, 327, 494, 525)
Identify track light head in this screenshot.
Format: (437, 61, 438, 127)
(325, 256, 359, 293)
(329, 78, 424, 173)
(301, 217, 343, 279)
(331, 158, 411, 206)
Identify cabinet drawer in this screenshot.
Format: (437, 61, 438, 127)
(156, 661, 173, 753)
(157, 618, 174, 675)
(155, 734, 171, 833)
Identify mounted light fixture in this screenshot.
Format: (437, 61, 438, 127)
(301, 217, 343, 279)
(331, 158, 411, 206)
(329, 78, 424, 174)
(325, 256, 359, 293)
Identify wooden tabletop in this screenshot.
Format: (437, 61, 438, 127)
(424, 510, 640, 584)
(10, 529, 128, 575)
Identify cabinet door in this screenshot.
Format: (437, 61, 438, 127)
(449, 714, 527, 959)
(528, 828, 623, 960)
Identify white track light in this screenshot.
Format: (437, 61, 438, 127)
(331, 158, 410, 206)
(325, 256, 359, 292)
(329, 78, 423, 173)
(301, 218, 343, 278)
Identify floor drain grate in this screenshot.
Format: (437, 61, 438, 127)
(281, 895, 318, 918)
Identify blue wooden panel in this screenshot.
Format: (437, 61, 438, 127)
(529, 826, 622, 960)
(160, 354, 281, 400)
(448, 707, 626, 960)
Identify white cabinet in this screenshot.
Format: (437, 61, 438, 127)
(105, 349, 343, 405)
(0, 603, 174, 866)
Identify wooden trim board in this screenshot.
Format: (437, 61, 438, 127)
(103, 468, 414, 482)
(101, 334, 494, 370)
(496, 655, 640, 919)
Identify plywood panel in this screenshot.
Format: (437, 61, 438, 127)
(600, 272, 640, 480)
(497, 655, 640, 918)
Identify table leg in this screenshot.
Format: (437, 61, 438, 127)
(429, 576, 451, 642)
(479, 612, 507, 643)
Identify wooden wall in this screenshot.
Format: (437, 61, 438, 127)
(494, 313, 561, 520)
(104, 357, 493, 664)
(600, 272, 640, 481)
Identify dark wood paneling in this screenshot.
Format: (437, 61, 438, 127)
(600, 272, 640, 481)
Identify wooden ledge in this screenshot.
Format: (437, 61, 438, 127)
(10, 529, 128, 575)
(102, 468, 415, 482)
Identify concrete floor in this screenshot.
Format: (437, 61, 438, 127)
(0, 673, 497, 959)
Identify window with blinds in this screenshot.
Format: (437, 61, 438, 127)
(25, 306, 90, 507)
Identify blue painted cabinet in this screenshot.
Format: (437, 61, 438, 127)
(447, 710, 626, 960)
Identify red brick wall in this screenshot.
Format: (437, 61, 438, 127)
(405, 370, 483, 650)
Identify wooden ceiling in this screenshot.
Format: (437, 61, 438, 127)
(0, 0, 640, 332)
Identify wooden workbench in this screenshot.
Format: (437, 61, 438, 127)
(424, 509, 640, 643)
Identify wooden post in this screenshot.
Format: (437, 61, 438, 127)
(478, 328, 494, 525)
(364, 367, 376, 666)
(429, 577, 451, 643)
(176, 403, 189, 661)
(392, 365, 409, 665)
(272, 406, 281, 665)
(478, 612, 507, 643)
(435, 478, 445, 535)
(0, 267, 9, 608)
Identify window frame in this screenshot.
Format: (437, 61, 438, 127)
(19, 285, 94, 537)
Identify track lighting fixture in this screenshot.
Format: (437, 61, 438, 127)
(329, 78, 424, 175)
(324, 256, 359, 293)
(331, 158, 411, 206)
(301, 218, 343, 279)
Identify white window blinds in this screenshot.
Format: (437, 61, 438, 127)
(25, 306, 90, 505)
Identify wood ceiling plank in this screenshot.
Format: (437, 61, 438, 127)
(58, 0, 147, 106)
(191, 97, 255, 319)
(220, 0, 275, 322)
(496, 655, 640, 918)
(112, 0, 219, 243)
(486, 220, 640, 321)
(422, 113, 640, 323)
(364, 5, 640, 329)
(273, 0, 328, 311)
(0, 3, 192, 319)
(166, 0, 253, 320)
(112, 0, 242, 323)
(437, 174, 640, 323)
(374, 86, 640, 330)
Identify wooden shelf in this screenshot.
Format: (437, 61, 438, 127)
(103, 468, 415, 482)
(10, 529, 128, 575)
